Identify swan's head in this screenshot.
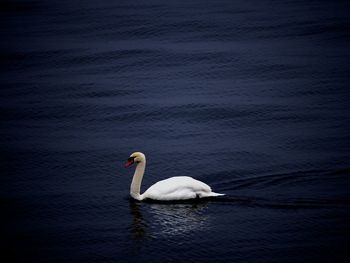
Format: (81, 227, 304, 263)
(125, 152, 146, 168)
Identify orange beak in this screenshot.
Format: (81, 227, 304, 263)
(125, 157, 134, 168)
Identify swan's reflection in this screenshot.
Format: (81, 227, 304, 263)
(149, 202, 210, 237)
(129, 200, 149, 240)
(129, 199, 210, 239)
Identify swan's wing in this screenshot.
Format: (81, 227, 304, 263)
(142, 176, 213, 201)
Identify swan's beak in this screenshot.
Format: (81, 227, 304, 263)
(125, 157, 134, 168)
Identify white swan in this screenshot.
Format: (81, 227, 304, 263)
(125, 152, 225, 201)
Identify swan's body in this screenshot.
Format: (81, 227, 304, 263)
(125, 152, 224, 201)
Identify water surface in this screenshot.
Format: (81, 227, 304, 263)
(1, 0, 350, 262)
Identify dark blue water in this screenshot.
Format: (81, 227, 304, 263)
(1, 0, 350, 262)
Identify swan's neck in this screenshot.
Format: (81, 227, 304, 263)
(130, 161, 146, 201)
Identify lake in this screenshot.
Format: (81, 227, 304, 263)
(1, 0, 350, 262)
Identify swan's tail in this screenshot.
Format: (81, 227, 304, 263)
(208, 192, 225, 197)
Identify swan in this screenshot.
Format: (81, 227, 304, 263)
(124, 152, 225, 201)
